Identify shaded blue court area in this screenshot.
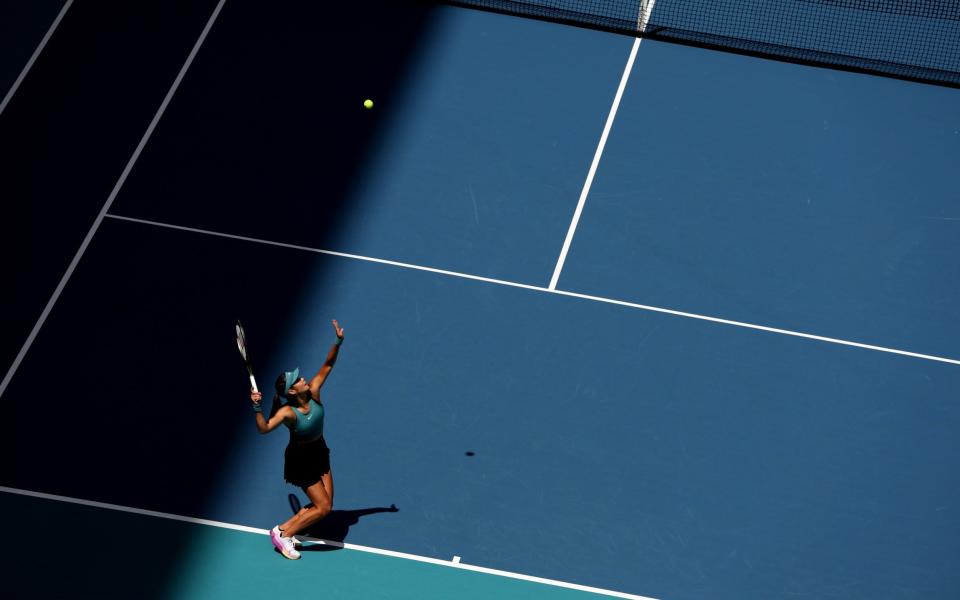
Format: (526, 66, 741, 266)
(3, 1, 959, 599)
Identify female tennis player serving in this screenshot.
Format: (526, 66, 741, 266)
(250, 319, 344, 560)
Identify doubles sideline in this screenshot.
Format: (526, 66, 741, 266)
(0, 0, 228, 402)
(0, 0, 75, 118)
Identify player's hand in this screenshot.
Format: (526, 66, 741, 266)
(251, 390, 262, 406)
(332, 319, 344, 339)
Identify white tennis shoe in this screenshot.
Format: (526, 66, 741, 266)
(270, 526, 301, 560)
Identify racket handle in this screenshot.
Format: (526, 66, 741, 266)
(249, 374, 259, 393)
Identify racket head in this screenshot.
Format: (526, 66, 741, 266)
(236, 320, 252, 372)
(236, 320, 259, 392)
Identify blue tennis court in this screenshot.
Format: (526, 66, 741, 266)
(3, 1, 959, 599)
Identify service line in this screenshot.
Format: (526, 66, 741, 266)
(105, 214, 960, 367)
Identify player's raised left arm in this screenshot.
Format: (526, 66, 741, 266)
(310, 319, 344, 394)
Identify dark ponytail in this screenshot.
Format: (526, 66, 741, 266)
(275, 373, 289, 405)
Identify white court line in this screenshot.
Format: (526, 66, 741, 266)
(548, 36, 641, 290)
(104, 214, 960, 366)
(548, 0, 657, 291)
(0, 0, 228, 402)
(0, 0, 74, 119)
(0, 485, 658, 600)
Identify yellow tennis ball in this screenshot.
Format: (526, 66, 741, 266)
(363, 99, 374, 109)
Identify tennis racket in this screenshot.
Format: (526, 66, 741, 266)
(235, 320, 259, 393)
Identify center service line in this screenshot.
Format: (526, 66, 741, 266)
(548, 36, 642, 291)
(548, 0, 658, 290)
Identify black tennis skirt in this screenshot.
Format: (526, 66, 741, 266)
(284, 436, 331, 488)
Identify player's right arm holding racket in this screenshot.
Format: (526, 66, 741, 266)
(238, 320, 295, 433)
(251, 390, 294, 434)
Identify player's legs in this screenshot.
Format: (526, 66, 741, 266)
(278, 471, 333, 532)
(282, 470, 334, 537)
(320, 468, 334, 504)
(279, 505, 308, 532)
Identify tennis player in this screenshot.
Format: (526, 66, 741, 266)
(250, 319, 344, 559)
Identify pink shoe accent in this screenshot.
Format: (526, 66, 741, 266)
(270, 526, 284, 551)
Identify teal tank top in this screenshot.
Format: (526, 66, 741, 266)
(290, 398, 324, 442)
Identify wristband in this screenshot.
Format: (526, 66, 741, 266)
(334, 336, 344, 346)
(252, 403, 263, 413)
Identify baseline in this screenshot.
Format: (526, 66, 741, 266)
(0, 485, 657, 600)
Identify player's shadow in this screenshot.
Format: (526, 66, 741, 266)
(286, 493, 399, 552)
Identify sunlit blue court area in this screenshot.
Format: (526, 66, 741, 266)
(2, 1, 959, 599)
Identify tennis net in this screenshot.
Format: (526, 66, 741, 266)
(443, 0, 960, 87)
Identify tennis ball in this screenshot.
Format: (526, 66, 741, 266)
(363, 99, 374, 109)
